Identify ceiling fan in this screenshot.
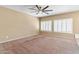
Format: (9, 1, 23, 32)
(29, 5, 53, 14)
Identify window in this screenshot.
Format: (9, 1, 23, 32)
(40, 20, 52, 32)
(54, 18, 73, 33)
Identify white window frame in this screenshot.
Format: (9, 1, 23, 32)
(54, 18, 73, 33)
(40, 20, 52, 32)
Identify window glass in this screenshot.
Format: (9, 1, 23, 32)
(40, 20, 52, 32)
(54, 18, 73, 33)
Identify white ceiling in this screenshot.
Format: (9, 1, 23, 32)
(2, 5, 79, 17)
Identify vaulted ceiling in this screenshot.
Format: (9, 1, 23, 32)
(2, 5, 79, 17)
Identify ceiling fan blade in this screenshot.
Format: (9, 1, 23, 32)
(43, 12, 49, 14)
(44, 10, 53, 11)
(36, 5, 40, 10)
(42, 6, 49, 11)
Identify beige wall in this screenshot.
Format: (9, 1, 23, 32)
(0, 7, 39, 43)
(40, 11, 79, 33)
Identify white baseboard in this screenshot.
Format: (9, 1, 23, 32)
(0, 34, 38, 43)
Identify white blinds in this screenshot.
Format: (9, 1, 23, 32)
(40, 20, 52, 32)
(54, 18, 73, 33)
